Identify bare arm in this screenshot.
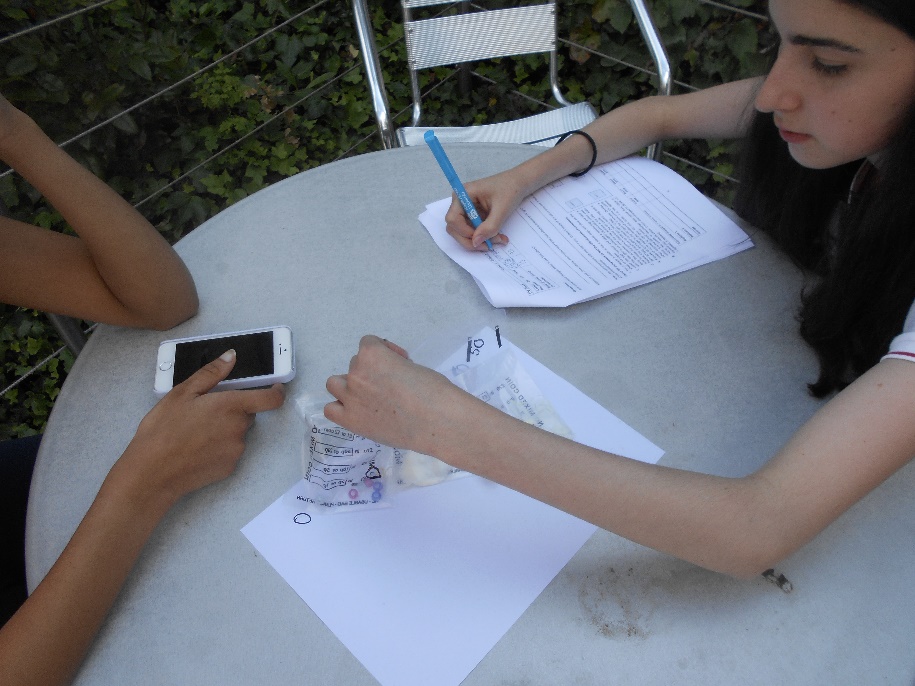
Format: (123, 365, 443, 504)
(0, 94, 198, 329)
(325, 337, 915, 578)
(447, 78, 762, 250)
(0, 353, 285, 686)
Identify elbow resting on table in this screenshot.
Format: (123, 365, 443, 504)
(684, 478, 805, 580)
(717, 550, 790, 581)
(149, 295, 199, 331)
(692, 537, 795, 580)
(130, 285, 199, 331)
(718, 526, 813, 581)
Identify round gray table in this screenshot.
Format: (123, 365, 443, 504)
(27, 144, 915, 684)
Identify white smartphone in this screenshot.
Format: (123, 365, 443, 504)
(154, 325, 295, 396)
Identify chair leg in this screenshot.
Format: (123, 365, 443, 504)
(46, 313, 86, 356)
(351, 0, 397, 149)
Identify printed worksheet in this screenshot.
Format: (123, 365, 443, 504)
(420, 156, 753, 307)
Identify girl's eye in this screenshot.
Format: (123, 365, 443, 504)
(812, 58, 848, 76)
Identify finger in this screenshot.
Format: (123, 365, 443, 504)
(179, 349, 236, 396)
(450, 189, 489, 223)
(235, 382, 286, 414)
(445, 217, 474, 241)
(326, 374, 347, 399)
(445, 190, 494, 249)
(471, 229, 509, 251)
(359, 334, 391, 352)
(445, 202, 477, 239)
(323, 399, 344, 424)
(358, 334, 409, 362)
(470, 214, 508, 249)
(381, 339, 409, 359)
(235, 412, 257, 437)
(445, 222, 475, 250)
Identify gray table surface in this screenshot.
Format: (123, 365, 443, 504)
(27, 144, 915, 685)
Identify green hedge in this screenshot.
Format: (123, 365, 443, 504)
(0, 0, 769, 440)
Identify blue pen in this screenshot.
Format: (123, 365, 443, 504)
(424, 130, 494, 251)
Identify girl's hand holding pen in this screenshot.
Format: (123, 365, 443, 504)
(444, 170, 527, 251)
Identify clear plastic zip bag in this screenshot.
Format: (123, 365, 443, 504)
(296, 395, 398, 514)
(294, 314, 572, 509)
(395, 316, 572, 489)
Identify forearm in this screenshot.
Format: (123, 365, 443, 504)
(0, 352, 286, 686)
(0, 458, 175, 686)
(420, 389, 776, 578)
(508, 78, 763, 199)
(0, 111, 197, 329)
(325, 339, 774, 576)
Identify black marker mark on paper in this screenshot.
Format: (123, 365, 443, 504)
(294, 513, 312, 525)
(762, 568, 792, 593)
(495, 326, 502, 348)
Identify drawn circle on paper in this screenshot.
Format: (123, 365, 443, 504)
(293, 513, 312, 525)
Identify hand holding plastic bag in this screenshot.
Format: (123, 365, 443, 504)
(297, 395, 398, 514)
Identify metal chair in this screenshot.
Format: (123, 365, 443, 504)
(351, 0, 671, 159)
(46, 314, 87, 356)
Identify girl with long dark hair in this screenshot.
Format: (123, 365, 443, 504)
(326, 0, 915, 577)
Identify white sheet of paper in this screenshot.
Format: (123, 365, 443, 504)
(420, 157, 752, 308)
(242, 343, 663, 686)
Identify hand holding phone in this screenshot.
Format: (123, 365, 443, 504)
(134, 349, 286, 500)
(154, 326, 295, 396)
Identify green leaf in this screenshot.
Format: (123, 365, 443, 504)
(728, 21, 759, 62)
(6, 54, 38, 77)
(127, 54, 153, 80)
(668, 0, 697, 24)
(607, 4, 634, 34)
(111, 113, 139, 134)
(2, 8, 29, 20)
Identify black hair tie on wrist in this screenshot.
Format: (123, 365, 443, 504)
(556, 130, 597, 177)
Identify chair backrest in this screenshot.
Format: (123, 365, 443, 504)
(350, 0, 671, 156)
(402, 1, 570, 127)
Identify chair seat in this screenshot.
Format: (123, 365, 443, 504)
(396, 101, 597, 147)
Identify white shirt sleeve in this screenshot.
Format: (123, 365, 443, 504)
(883, 300, 915, 362)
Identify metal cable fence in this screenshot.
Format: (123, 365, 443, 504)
(1, 0, 764, 433)
(0, 0, 375, 426)
(0, 0, 119, 45)
(384, 0, 765, 181)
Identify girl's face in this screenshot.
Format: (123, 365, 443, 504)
(756, 0, 915, 169)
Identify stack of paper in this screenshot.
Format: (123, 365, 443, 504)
(419, 156, 752, 308)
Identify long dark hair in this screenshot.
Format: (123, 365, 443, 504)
(733, 0, 915, 397)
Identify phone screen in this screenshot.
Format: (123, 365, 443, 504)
(173, 332, 274, 385)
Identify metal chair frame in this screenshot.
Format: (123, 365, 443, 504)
(403, 1, 571, 127)
(351, 0, 672, 159)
